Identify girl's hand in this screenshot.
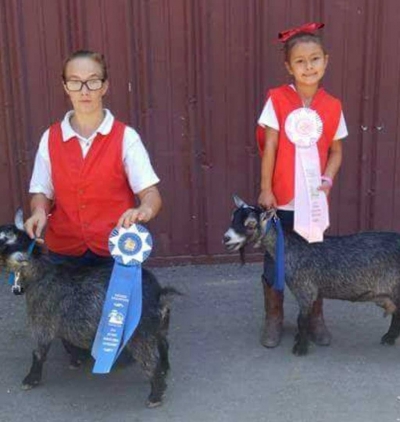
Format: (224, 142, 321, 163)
(317, 181, 332, 196)
(258, 189, 277, 210)
(24, 209, 47, 243)
(117, 206, 153, 229)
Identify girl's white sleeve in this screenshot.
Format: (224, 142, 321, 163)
(333, 112, 349, 140)
(257, 98, 279, 130)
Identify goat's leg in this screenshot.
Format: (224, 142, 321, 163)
(160, 308, 171, 334)
(381, 311, 400, 345)
(147, 353, 168, 408)
(61, 339, 91, 369)
(157, 335, 170, 373)
(293, 308, 312, 356)
(157, 308, 171, 372)
(22, 342, 51, 389)
(128, 338, 167, 408)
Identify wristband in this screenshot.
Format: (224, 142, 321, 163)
(321, 175, 333, 187)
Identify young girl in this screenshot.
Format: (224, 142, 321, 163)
(25, 50, 162, 266)
(256, 23, 348, 348)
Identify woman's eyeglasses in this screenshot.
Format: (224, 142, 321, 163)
(65, 79, 105, 92)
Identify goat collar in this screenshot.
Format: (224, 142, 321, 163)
(8, 239, 36, 295)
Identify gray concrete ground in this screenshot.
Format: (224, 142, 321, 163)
(1, 262, 400, 422)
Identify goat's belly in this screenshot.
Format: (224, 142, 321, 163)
(62, 335, 94, 351)
(317, 279, 396, 302)
(58, 315, 99, 343)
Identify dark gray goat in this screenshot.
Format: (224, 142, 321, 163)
(223, 196, 400, 356)
(0, 213, 176, 407)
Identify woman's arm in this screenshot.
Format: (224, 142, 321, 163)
(24, 193, 52, 240)
(118, 185, 162, 228)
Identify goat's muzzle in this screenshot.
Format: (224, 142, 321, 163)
(222, 229, 246, 252)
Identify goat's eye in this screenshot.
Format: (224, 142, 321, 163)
(245, 219, 257, 231)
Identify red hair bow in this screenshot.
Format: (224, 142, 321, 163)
(278, 22, 324, 43)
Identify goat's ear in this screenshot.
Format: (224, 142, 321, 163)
(233, 194, 248, 209)
(14, 208, 24, 231)
(260, 209, 273, 224)
(259, 211, 268, 222)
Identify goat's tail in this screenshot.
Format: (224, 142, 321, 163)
(159, 287, 182, 309)
(159, 287, 182, 334)
(160, 286, 182, 298)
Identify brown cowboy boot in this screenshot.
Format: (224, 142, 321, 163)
(260, 280, 284, 348)
(309, 297, 332, 346)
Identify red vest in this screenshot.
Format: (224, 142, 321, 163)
(256, 85, 342, 206)
(46, 120, 135, 256)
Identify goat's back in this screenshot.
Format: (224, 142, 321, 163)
(285, 231, 400, 300)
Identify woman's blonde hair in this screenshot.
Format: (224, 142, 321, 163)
(62, 50, 108, 81)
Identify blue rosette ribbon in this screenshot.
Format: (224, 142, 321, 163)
(91, 224, 153, 374)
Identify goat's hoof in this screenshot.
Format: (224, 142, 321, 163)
(146, 392, 165, 408)
(146, 398, 163, 408)
(146, 400, 163, 408)
(68, 355, 84, 369)
(381, 334, 396, 345)
(292, 342, 309, 356)
(69, 361, 82, 370)
(21, 378, 40, 390)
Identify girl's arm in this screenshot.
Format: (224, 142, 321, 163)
(319, 140, 343, 195)
(258, 126, 279, 209)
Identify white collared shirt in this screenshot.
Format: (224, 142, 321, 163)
(29, 109, 160, 200)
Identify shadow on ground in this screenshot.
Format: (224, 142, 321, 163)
(0, 263, 399, 422)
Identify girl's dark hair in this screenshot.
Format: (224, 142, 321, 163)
(284, 32, 326, 62)
(62, 50, 108, 82)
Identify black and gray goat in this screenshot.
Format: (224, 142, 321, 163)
(0, 211, 176, 407)
(223, 196, 400, 356)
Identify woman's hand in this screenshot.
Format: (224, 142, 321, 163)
(117, 185, 162, 228)
(24, 208, 47, 243)
(117, 205, 153, 229)
(258, 189, 277, 210)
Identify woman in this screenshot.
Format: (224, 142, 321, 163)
(25, 50, 161, 265)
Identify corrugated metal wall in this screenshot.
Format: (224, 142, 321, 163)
(1, 0, 399, 263)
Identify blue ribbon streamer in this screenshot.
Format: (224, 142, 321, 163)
(91, 263, 142, 374)
(91, 224, 152, 374)
(265, 217, 285, 291)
